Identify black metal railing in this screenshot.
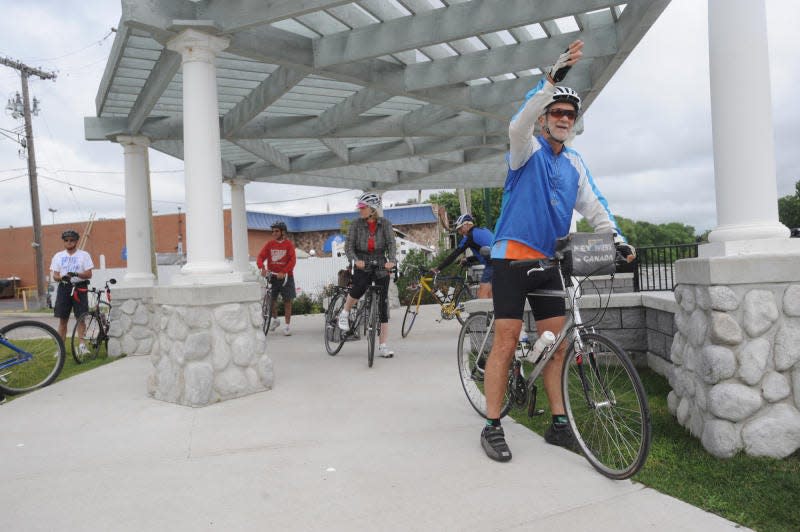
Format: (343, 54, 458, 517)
(633, 243, 698, 292)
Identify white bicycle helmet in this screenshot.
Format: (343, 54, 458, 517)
(455, 213, 474, 229)
(549, 86, 581, 113)
(357, 192, 381, 210)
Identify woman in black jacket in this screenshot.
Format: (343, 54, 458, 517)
(337, 192, 397, 358)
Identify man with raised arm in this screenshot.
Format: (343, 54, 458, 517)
(480, 40, 635, 462)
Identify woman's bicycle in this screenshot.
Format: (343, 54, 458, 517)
(401, 266, 475, 337)
(0, 320, 66, 395)
(456, 239, 651, 480)
(71, 278, 117, 364)
(324, 260, 394, 367)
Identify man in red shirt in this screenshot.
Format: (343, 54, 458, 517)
(256, 221, 297, 336)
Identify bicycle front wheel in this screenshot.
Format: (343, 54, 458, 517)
(401, 288, 421, 337)
(324, 291, 346, 356)
(0, 320, 66, 394)
(71, 311, 105, 363)
(562, 333, 651, 480)
(456, 312, 511, 418)
(261, 288, 273, 336)
(453, 285, 471, 325)
(366, 293, 379, 368)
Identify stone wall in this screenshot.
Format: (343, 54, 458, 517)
(108, 284, 274, 407)
(666, 281, 800, 458)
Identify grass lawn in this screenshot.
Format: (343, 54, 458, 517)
(509, 368, 800, 532)
(2, 344, 119, 403)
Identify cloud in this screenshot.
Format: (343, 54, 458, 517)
(1, 0, 798, 239)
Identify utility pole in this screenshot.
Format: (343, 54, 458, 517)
(1, 56, 57, 308)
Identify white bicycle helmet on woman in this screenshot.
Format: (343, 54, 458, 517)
(357, 192, 381, 210)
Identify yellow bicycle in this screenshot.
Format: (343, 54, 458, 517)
(401, 267, 474, 337)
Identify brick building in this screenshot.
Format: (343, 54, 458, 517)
(0, 204, 445, 290)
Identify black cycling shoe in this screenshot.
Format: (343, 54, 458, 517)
(544, 423, 581, 452)
(481, 425, 512, 462)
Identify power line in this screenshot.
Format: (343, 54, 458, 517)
(245, 189, 355, 205)
(24, 30, 113, 63)
(0, 166, 184, 174)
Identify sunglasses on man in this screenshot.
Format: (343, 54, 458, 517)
(546, 108, 578, 120)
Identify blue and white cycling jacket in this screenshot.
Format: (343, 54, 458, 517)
(492, 78, 624, 259)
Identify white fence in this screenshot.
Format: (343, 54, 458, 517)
(90, 237, 432, 300)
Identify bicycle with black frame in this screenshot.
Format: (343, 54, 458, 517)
(324, 260, 396, 367)
(260, 273, 289, 336)
(457, 234, 651, 480)
(71, 278, 117, 363)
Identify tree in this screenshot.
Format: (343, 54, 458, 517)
(427, 188, 503, 229)
(778, 180, 800, 230)
(576, 215, 696, 246)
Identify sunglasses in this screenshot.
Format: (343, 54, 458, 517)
(546, 108, 578, 120)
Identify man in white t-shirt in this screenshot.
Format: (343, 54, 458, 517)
(49, 229, 94, 345)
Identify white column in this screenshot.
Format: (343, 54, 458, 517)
(167, 30, 236, 283)
(117, 135, 155, 287)
(228, 178, 253, 276)
(704, 0, 792, 256)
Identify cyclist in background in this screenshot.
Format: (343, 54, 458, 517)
(257, 221, 297, 336)
(480, 39, 635, 463)
(337, 192, 397, 358)
(430, 213, 494, 299)
(49, 229, 94, 346)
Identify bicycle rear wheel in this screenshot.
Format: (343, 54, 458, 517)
(71, 311, 105, 363)
(261, 288, 273, 336)
(324, 291, 346, 356)
(366, 292, 378, 368)
(562, 332, 651, 480)
(0, 320, 66, 394)
(456, 312, 511, 418)
(401, 288, 421, 337)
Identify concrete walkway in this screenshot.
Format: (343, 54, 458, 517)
(1, 306, 746, 531)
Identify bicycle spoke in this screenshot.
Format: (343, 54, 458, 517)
(563, 333, 651, 479)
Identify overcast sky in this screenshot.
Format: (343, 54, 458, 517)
(1, 0, 798, 236)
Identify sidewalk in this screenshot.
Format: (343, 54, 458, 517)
(1, 306, 746, 531)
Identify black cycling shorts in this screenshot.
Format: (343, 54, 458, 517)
(269, 275, 296, 301)
(349, 269, 390, 324)
(490, 259, 565, 321)
(53, 283, 89, 319)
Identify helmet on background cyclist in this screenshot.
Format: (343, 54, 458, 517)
(547, 86, 581, 114)
(356, 192, 381, 211)
(270, 221, 288, 233)
(62, 229, 79, 241)
(455, 213, 474, 230)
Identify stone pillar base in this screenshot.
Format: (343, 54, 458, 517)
(670, 253, 800, 458)
(108, 283, 273, 407)
(148, 283, 272, 407)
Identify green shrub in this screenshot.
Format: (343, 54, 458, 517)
(274, 292, 324, 316)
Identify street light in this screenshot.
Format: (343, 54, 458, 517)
(47, 207, 57, 224)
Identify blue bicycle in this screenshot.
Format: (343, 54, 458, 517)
(0, 320, 66, 395)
